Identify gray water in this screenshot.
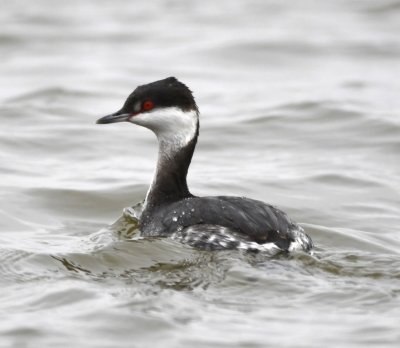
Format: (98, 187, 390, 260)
(1, 0, 400, 347)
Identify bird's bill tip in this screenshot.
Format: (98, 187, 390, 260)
(96, 111, 131, 124)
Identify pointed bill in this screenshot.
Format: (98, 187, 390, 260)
(96, 110, 131, 124)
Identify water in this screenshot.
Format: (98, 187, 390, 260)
(1, 0, 400, 347)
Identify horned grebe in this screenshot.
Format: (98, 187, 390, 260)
(97, 77, 313, 252)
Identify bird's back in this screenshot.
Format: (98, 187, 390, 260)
(140, 196, 313, 251)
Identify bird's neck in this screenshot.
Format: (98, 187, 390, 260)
(144, 117, 199, 209)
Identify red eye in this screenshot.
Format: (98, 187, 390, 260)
(143, 100, 154, 111)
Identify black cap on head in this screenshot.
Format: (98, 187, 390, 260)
(96, 77, 199, 125)
(121, 77, 198, 114)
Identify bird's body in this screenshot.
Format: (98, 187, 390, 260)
(140, 196, 311, 251)
(97, 77, 313, 252)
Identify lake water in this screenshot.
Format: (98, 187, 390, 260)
(1, 0, 400, 347)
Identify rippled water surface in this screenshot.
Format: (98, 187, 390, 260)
(1, 0, 400, 347)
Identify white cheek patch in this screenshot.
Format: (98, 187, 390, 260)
(130, 107, 198, 147)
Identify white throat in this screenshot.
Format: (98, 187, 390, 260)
(130, 107, 198, 149)
(131, 107, 199, 208)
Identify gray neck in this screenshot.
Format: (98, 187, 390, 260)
(144, 121, 199, 209)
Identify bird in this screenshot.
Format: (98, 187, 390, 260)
(97, 77, 313, 252)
